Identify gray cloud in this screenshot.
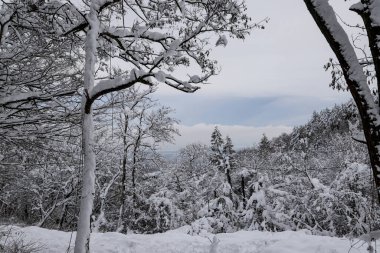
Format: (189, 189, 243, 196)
(156, 94, 350, 126)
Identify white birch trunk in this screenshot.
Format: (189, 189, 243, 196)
(74, 2, 99, 253)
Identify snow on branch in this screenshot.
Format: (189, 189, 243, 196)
(61, 0, 254, 111)
(0, 92, 43, 106)
(163, 73, 210, 93)
(101, 26, 174, 42)
(0, 89, 79, 106)
(87, 69, 152, 106)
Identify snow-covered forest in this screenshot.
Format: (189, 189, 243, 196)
(1, 0, 380, 252)
(2, 100, 379, 235)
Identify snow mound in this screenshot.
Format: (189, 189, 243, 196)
(0, 225, 375, 253)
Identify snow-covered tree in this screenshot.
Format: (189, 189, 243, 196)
(0, 1, 82, 141)
(210, 126, 224, 170)
(303, 0, 380, 202)
(1, 0, 258, 248)
(210, 128, 237, 194)
(190, 130, 240, 233)
(223, 136, 236, 188)
(166, 143, 212, 223)
(258, 134, 272, 159)
(42, 0, 257, 251)
(0, 135, 82, 230)
(116, 87, 179, 233)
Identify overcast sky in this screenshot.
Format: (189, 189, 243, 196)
(157, 0, 359, 151)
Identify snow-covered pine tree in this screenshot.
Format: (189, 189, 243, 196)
(258, 134, 272, 160)
(210, 127, 225, 171)
(192, 130, 240, 233)
(223, 136, 236, 188)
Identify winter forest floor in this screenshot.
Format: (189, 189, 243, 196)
(0, 225, 376, 253)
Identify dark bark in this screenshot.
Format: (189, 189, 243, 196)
(131, 111, 144, 204)
(175, 174, 183, 192)
(350, 1, 380, 104)
(241, 176, 246, 209)
(226, 169, 234, 205)
(118, 114, 129, 232)
(131, 135, 141, 203)
(226, 169, 232, 188)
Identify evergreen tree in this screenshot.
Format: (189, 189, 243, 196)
(223, 136, 236, 188)
(210, 127, 224, 170)
(258, 134, 272, 159)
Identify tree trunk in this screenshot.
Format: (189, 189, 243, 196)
(74, 2, 99, 252)
(132, 147, 137, 203)
(226, 169, 232, 188)
(350, 0, 380, 201)
(131, 115, 143, 204)
(75, 111, 96, 253)
(350, 1, 380, 102)
(117, 115, 129, 232)
(241, 176, 246, 209)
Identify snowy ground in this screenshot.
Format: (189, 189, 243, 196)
(0, 225, 376, 253)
